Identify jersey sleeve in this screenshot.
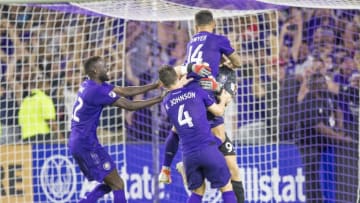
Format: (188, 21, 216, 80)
(92, 83, 120, 106)
(218, 35, 235, 56)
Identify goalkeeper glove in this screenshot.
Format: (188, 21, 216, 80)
(158, 166, 172, 184)
(199, 77, 221, 92)
(186, 63, 212, 77)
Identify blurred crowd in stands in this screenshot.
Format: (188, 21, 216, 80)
(0, 5, 359, 147)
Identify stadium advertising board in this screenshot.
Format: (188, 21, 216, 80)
(0, 144, 33, 203)
(31, 144, 305, 203)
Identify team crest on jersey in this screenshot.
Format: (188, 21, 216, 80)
(109, 91, 116, 98)
(103, 162, 111, 170)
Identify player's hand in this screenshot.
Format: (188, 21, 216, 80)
(159, 166, 172, 184)
(199, 77, 220, 92)
(188, 63, 212, 77)
(159, 89, 169, 99)
(218, 89, 232, 105)
(155, 80, 163, 88)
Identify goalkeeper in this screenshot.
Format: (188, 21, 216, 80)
(158, 10, 245, 203)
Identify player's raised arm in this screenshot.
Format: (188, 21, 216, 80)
(222, 53, 242, 69)
(112, 81, 161, 97)
(207, 89, 231, 116)
(227, 52, 242, 68)
(112, 91, 166, 111)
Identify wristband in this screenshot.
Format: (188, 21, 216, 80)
(186, 63, 194, 73)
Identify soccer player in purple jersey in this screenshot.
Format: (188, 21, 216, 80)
(158, 65, 237, 203)
(69, 56, 165, 203)
(159, 10, 245, 203)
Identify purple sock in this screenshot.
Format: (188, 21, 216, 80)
(163, 131, 179, 167)
(113, 189, 127, 203)
(187, 192, 202, 203)
(79, 183, 111, 203)
(222, 191, 237, 203)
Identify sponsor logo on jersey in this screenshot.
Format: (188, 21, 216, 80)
(103, 162, 111, 170)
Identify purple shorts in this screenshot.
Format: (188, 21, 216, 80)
(183, 144, 231, 190)
(70, 143, 116, 182)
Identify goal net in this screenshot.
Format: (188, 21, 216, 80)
(0, 0, 359, 203)
(257, 0, 360, 9)
(0, 3, 125, 203)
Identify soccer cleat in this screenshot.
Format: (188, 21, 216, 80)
(158, 166, 172, 184)
(176, 162, 188, 186)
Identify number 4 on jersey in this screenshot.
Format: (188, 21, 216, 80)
(178, 104, 194, 127)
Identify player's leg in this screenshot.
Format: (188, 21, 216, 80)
(70, 147, 113, 203)
(187, 182, 205, 203)
(213, 124, 245, 203)
(219, 180, 237, 203)
(225, 156, 244, 203)
(103, 169, 127, 203)
(72, 145, 126, 203)
(79, 183, 112, 203)
(201, 144, 237, 203)
(159, 128, 179, 184)
(183, 152, 206, 203)
(176, 161, 188, 186)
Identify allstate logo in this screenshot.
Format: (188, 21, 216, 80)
(40, 154, 77, 203)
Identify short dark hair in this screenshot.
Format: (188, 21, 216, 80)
(158, 65, 177, 88)
(84, 56, 102, 75)
(195, 10, 213, 26)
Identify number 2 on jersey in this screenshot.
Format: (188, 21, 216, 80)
(72, 97, 83, 122)
(187, 44, 204, 64)
(178, 104, 194, 127)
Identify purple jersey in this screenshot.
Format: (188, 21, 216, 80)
(162, 82, 218, 155)
(185, 31, 234, 78)
(69, 79, 119, 147)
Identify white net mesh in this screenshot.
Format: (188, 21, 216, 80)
(214, 11, 280, 201)
(257, 0, 360, 9)
(277, 7, 359, 202)
(0, 4, 125, 202)
(72, 0, 269, 21)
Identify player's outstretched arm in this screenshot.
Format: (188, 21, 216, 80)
(112, 91, 166, 111)
(207, 89, 231, 116)
(112, 81, 161, 97)
(229, 53, 242, 68)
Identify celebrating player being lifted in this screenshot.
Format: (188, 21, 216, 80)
(159, 65, 237, 203)
(69, 56, 165, 203)
(158, 9, 245, 203)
